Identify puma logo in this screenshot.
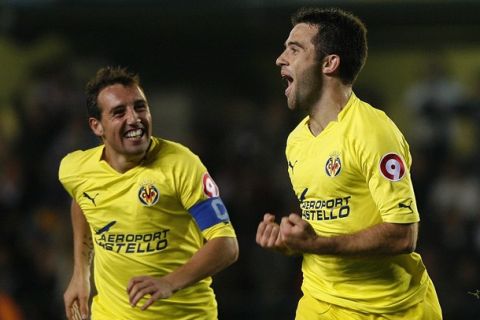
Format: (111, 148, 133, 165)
(398, 200, 413, 212)
(288, 160, 298, 173)
(83, 192, 99, 206)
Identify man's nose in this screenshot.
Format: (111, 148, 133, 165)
(126, 107, 140, 124)
(276, 51, 287, 66)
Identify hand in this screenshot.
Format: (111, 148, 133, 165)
(70, 301, 83, 320)
(127, 276, 174, 310)
(280, 213, 318, 252)
(256, 213, 289, 252)
(256, 213, 282, 248)
(64, 275, 90, 320)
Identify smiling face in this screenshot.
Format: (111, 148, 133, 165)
(276, 23, 324, 111)
(89, 83, 152, 166)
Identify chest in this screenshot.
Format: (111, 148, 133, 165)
(77, 168, 186, 234)
(287, 133, 364, 200)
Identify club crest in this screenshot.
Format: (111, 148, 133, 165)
(138, 183, 160, 206)
(325, 153, 342, 177)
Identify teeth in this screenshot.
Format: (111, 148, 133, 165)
(125, 129, 143, 138)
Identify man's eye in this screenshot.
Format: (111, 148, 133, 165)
(288, 47, 298, 55)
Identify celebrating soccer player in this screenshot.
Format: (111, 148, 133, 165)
(256, 7, 442, 319)
(59, 66, 238, 320)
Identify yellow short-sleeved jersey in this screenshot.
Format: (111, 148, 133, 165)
(286, 93, 430, 314)
(59, 137, 236, 320)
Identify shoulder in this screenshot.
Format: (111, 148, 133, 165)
(287, 116, 309, 146)
(286, 116, 310, 159)
(343, 96, 411, 166)
(59, 146, 102, 179)
(148, 137, 204, 172)
(152, 137, 199, 162)
(58, 145, 103, 196)
(344, 96, 405, 142)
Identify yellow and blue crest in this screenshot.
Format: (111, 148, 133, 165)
(138, 183, 160, 206)
(325, 153, 342, 177)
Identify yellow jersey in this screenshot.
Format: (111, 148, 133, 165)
(59, 137, 236, 320)
(286, 93, 429, 314)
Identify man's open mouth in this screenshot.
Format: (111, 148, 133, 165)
(124, 128, 144, 139)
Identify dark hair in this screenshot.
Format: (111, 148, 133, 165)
(85, 66, 141, 119)
(291, 7, 368, 84)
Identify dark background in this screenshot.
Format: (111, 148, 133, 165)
(0, 0, 479, 319)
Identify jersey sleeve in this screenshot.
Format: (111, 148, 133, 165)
(58, 151, 83, 202)
(354, 117, 420, 224)
(175, 148, 235, 239)
(202, 221, 236, 240)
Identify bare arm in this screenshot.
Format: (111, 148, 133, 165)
(280, 213, 418, 255)
(64, 200, 93, 320)
(319, 220, 417, 254)
(162, 236, 239, 291)
(127, 236, 238, 310)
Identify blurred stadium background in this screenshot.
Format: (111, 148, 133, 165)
(0, 0, 479, 319)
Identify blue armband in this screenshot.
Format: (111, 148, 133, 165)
(189, 197, 230, 230)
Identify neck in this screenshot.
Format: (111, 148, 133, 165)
(308, 83, 352, 136)
(102, 148, 147, 173)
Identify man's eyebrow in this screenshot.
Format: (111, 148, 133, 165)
(110, 104, 126, 113)
(285, 40, 304, 49)
(134, 99, 147, 105)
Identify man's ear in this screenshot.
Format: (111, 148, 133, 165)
(322, 54, 341, 76)
(89, 117, 104, 137)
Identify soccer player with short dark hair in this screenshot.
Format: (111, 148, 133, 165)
(60, 66, 238, 320)
(256, 7, 442, 319)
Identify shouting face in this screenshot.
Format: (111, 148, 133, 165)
(276, 23, 324, 111)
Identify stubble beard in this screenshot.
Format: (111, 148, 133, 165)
(292, 74, 323, 112)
